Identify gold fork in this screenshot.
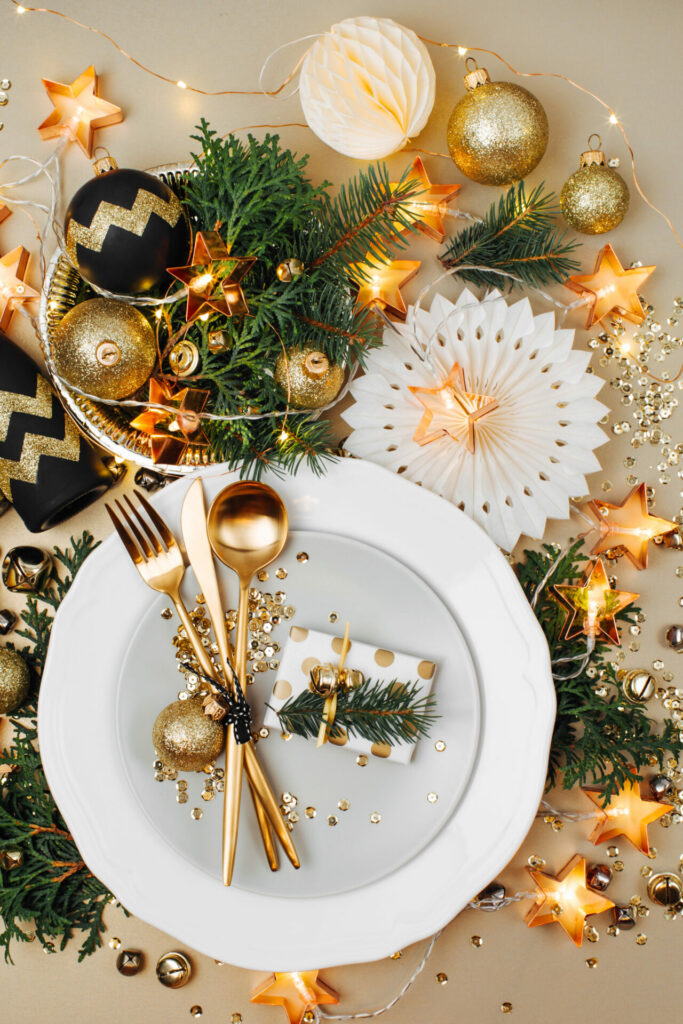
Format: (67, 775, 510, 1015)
(105, 490, 299, 873)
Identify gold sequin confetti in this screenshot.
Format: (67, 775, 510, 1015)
(303, 1013, 315, 1024)
(257, 570, 268, 582)
(282, 792, 293, 805)
(276, 568, 287, 579)
(305, 806, 317, 819)
(191, 808, 203, 820)
(635, 934, 647, 945)
(177, 793, 188, 804)
(356, 755, 368, 766)
(613, 860, 625, 872)
(389, 951, 403, 960)
(161, 607, 173, 619)
(436, 972, 448, 985)
(108, 937, 121, 949)
(370, 812, 381, 824)
(585, 958, 599, 968)
(232, 1015, 243, 1024)
(470, 935, 483, 947)
(501, 1003, 513, 1014)
(297, 552, 309, 563)
(190, 1009, 203, 1019)
(201, 790, 215, 802)
(434, 740, 446, 752)
(607, 925, 619, 937)
(606, 845, 619, 857)
(427, 792, 439, 804)
(338, 799, 350, 811)
(327, 815, 338, 827)
(281, 732, 292, 741)
(259, 727, 270, 739)
(584, 925, 599, 943)
(528, 855, 545, 869)
(329, 611, 339, 622)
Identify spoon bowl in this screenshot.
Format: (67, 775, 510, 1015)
(207, 482, 288, 582)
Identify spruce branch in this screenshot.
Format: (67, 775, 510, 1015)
(440, 181, 581, 290)
(271, 679, 439, 746)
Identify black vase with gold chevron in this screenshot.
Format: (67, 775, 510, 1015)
(0, 332, 113, 532)
(64, 158, 190, 295)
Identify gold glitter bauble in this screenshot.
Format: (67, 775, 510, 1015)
(446, 65, 548, 186)
(152, 697, 224, 772)
(274, 346, 344, 409)
(560, 144, 629, 234)
(52, 298, 157, 400)
(0, 647, 30, 714)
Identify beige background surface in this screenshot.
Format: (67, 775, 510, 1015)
(1, 0, 682, 1021)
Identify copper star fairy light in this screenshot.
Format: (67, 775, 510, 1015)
(526, 855, 615, 946)
(168, 231, 256, 322)
(390, 157, 461, 243)
(579, 483, 677, 569)
(0, 246, 40, 331)
(251, 971, 339, 1024)
(38, 65, 123, 157)
(349, 258, 421, 321)
(550, 558, 638, 646)
(582, 779, 673, 854)
(564, 244, 655, 328)
(409, 360, 498, 453)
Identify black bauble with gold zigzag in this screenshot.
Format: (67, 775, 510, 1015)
(64, 161, 190, 295)
(0, 332, 113, 532)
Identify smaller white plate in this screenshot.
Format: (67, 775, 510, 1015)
(117, 530, 480, 898)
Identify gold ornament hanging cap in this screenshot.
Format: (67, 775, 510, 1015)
(580, 135, 607, 168)
(92, 148, 118, 176)
(303, 350, 329, 380)
(463, 59, 490, 91)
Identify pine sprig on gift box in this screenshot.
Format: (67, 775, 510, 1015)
(517, 539, 682, 803)
(270, 678, 439, 746)
(0, 532, 121, 963)
(440, 181, 581, 290)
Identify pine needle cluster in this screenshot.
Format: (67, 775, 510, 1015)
(517, 540, 682, 802)
(440, 181, 581, 290)
(0, 533, 121, 963)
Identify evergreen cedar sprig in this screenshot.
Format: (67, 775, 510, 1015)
(271, 679, 439, 746)
(160, 122, 420, 477)
(440, 181, 581, 290)
(0, 533, 121, 963)
(517, 539, 682, 803)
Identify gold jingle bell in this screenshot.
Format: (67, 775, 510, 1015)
(276, 257, 304, 283)
(647, 872, 683, 907)
(1, 545, 53, 593)
(309, 663, 365, 697)
(208, 330, 230, 353)
(169, 340, 200, 378)
(156, 951, 192, 988)
(0, 848, 23, 872)
(619, 668, 656, 704)
(116, 949, 144, 976)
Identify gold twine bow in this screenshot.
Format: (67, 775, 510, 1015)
(308, 621, 365, 747)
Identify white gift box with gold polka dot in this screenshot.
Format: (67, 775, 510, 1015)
(263, 625, 438, 764)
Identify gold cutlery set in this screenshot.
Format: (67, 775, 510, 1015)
(106, 479, 299, 886)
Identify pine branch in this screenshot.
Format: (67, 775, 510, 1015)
(440, 181, 581, 290)
(516, 540, 682, 802)
(270, 679, 439, 746)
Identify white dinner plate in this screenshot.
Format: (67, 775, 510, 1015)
(39, 460, 555, 969)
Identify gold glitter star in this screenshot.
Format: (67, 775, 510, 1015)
(38, 65, 123, 158)
(250, 971, 338, 1024)
(550, 558, 638, 646)
(390, 157, 461, 243)
(0, 245, 40, 331)
(583, 779, 672, 854)
(349, 258, 421, 321)
(565, 244, 655, 328)
(409, 360, 498, 453)
(579, 483, 677, 570)
(168, 230, 256, 322)
(526, 855, 615, 946)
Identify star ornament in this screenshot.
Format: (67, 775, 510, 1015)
(168, 230, 256, 322)
(409, 360, 498, 453)
(251, 971, 339, 1024)
(526, 854, 615, 946)
(390, 157, 461, 243)
(130, 378, 209, 464)
(580, 483, 677, 570)
(583, 779, 673, 854)
(0, 246, 40, 331)
(0, 203, 10, 227)
(565, 244, 655, 328)
(38, 65, 123, 158)
(350, 258, 421, 322)
(551, 558, 638, 646)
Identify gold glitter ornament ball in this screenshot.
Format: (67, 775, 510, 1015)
(53, 298, 157, 400)
(0, 647, 30, 714)
(560, 140, 629, 234)
(274, 346, 344, 409)
(152, 697, 225, 772)
(447, 63, 548, 186)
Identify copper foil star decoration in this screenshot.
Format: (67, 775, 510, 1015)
(0, 245, 40, 331)
(130, 379, 209, 464)
(390, 157, 461, 243)
(251, 971, 339, 1024)
(565, 243, 655, 328)
(38, 65, 123, 158)
(409, 360, 498, 453)
(550, 557, 638, 646)
(583, 779, 673, 854)
(579, 483, 677, 570)
(526, 854, 615, 946)
(350, 258, 421, 321)
(0, 203, 10, 227)
(168, 230, 256, 322)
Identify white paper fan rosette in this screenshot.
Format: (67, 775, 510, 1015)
(299, 17, 435, 160)
(342, 290, 609, 551)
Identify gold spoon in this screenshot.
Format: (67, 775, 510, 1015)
(207, 481, 296, 885)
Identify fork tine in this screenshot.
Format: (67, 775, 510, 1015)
(115, 498, 154, 561)
(124, 494, 163, 555)
(105, 503, 143, 565)
(134, 489, 176, 549)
